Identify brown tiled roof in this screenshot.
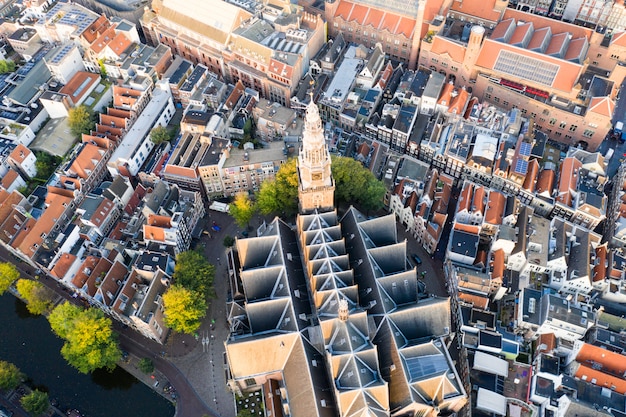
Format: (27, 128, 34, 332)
(91, 198, 115, 229)
(448, 87, 470, 115)
(544, 32, 568, 56)
(1, 169, 20, 189)
(70, 143, 105, 179)
(492, 249, 504, 279)
(431, 38, 466, 64)
(144, 225, 166, 242)
(491, 18, 515, 41)
(536, 333, 557, 355)
(564, 37, 587, 62)
(148, 214, 172, 227)
(453, 223, 480, 234)
(91, 26, 116, 54)
(0, 190, 24, 224)
(484, 191, 505, 225)
(593, 244, 607, 283)
(527, 27, 551, 50)
(8, 144, 32, 165)
(72, 256, 100, 288)
(611, 31, 626, 47)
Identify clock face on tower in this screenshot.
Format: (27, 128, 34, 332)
(312, 172, 322, 181)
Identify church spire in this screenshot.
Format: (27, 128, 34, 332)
(297, 94, 335, 213)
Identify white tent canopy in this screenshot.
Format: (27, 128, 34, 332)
(473, 351, 509, 377)
(476, 388, 507, 416)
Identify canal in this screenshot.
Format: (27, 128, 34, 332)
(0, 293, 174, 417)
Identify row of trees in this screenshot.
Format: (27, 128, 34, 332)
(229, 156, 387, 228)
(0, 360, 50, 416)
(162, 250, 216, 334)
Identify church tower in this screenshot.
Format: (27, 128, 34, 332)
(297, 96, 335, 213)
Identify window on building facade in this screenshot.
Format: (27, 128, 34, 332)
(569, 125, 577, 132)
(559, 121, 567, 129)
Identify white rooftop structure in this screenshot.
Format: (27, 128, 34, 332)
(476, 388, 507, 416)
(473, 351, 509, 378)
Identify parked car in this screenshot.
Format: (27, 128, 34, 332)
(412, 254, 422, 266)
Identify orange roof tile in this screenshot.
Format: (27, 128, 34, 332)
(611, 32, 626, 48)
(536, 333, 557, 354)
(522, 159, 539, 192)
(451, 0, 503, 23)
(50, 253, 77, 279)
(588, 97, 615, 118)
(69, 143, 105, 179)
(0, 191, 25, 224)
(459, 292, 489, 309)
(575, 365, 626, 394)
(82, 15, 110, 44)
(492, 249, 505, 279)
(18, 192, 72, 257)
(509, 22, 533, 45)
(503, 8, 593, 40)
(576, 343, 626, 377)
(91, 26, 116, 54)
(485, 191, 505, 225)
(536, 169, 555, 196)
(449, 87, 470, 115)
(556, 157, 581, 207)
(475, 38, 581, 93)
(438, 82, 455, 106)
(564, 37, 587, 61)
(527, 27, 551, 50)
(453, 223, 481, 234)
(11, 217, 35, 250)
(108, 32, 133, 57)
(59, 71, 100, 105)
(144, 225, 166, 242)
(8, 144, 32, 165)
(458, 182, 473, 212)
(472, 186, 486, 214)
(334, 1, 415, 37)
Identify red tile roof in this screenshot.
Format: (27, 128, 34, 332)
(50, 253, 77, 279)
(1, 169, 20, 189)
(451, 0, 503, 23)
(472, 186, 486, 214)
(492, 249, 505, 279)
(556, 157, 581, 207)
(522, 159, 539, 192)
(536, 169, 555, 196)
(588, 97, 615, 118)
(593, 244, 607, 282)
(59, 71, 100, 105)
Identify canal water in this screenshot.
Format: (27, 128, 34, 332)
(0, 294, 174, 417)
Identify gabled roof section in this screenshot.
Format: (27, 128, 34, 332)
(587, 96, 615, 118)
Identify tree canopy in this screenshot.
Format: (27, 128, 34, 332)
(15, 279, 54, 315)
(68, 105, 95, 138)
(256, 158, 299, 216)
(0, 60, 15, 74)
(173, 250, 215, 299)
(0, 360, 24, 390)
(255, 156, 386, 215)
(48, 302, 121, 374)
(20, 389, 49, 416)
(34, 151, 62, 182)
(0, 262, 20, 294)
(162, 285, 206, 334)
(137, 358, 154, 374)
(229, 192, 256, 229)
(150, 125, 171, 144)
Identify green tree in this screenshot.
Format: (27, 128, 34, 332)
(223, 235, 235, 247)
(173, 250, 215, 298)
(20, 389, 49, 416)
(137, 358, 154, 374)
(0, 60, 15, 74)
(162, 285, 206, 334)
(48, 302, 121, 374)
(150, 125, 171, 144)
(331, 156, 385, 211)
(15, 279, 54, 315)
(98, 59, 108, 79)
(0, 262, 20, 294)
(256, 158, 298, 216)
(34, 151, 61, 181)
(0, 361, 24, 390)
(229, 192, 256, 229)
(68, 105, 94, 137)
(255, 156, 386, 215)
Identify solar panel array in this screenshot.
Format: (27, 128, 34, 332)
(49, 44, 73, 65)
(519, 141, 532, 157)
(404, 354, 449, 381)
(514, 159, 529, 174)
